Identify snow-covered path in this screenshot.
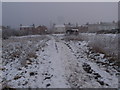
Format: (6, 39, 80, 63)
(36, 36, 71, 88)
(1, 35, 119, 88)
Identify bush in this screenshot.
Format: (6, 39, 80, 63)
(63, 35, 83, 41)
(2, 29, 30, 39)
(96, 29, 119, 34)
(79, 33, 118, 58)
(88, 34, 118, 58)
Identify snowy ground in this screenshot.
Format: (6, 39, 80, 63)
(79, 33, 118, 57)
(1, 34, 119, 89)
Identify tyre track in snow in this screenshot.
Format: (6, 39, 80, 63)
(36, 36, 71, 88)
(41, 35, 101, 88)
(62, 39, 118, 88)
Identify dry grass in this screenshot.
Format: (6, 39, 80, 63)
(2, 86, 16, 90)
(79, 33, 118, 58)
(2, 35, 49, 67)
(63, 35, 83, 41)
(14, 75, 22, 80)
(27, 52, 38, 59)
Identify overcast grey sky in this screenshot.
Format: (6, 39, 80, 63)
(2, 2, 118, 28)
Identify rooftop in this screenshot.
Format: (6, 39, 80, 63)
(55, 25, 65, 27)
(20, 25, 34, 28)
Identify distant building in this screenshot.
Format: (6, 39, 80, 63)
(53, 25, 66, 34)
(20, 24, 48, 34)
(87, 22, 118, 33)
(78, 25, 88, 33)
(20, 24, 35, 30)
(36, 25, 47, 34)
(64, 23, 79, 30)
(0, 26, 10, 30)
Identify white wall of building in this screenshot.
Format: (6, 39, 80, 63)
(87, 22, 118, 32)
(53, 25, 65, 33)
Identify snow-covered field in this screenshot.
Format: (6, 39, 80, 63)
(79, 33, 118, 57)
(1, 34, 119, 89)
